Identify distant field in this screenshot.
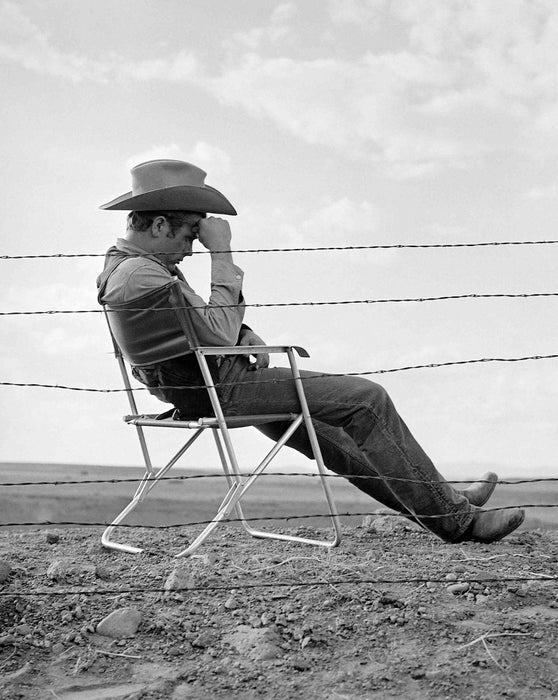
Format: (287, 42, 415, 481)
(0, 462, 556, 532)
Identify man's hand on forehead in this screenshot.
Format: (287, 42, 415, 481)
(184, 212, 206, 237)
(197, 217, 232, 253)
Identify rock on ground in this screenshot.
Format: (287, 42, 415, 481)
(96, 607, 142, 638)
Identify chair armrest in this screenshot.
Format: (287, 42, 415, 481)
(195, 345, 310, 358)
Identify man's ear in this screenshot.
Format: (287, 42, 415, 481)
(150, 216, 167, 238)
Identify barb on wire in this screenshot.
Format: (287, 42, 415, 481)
(3, 239, 558, 259)
(0, 574, 556, 598)
(1, 474, 556, 488)
(3, 292, 558, 316)
(2, 353, 558, 393)
(1, 504, 556, 530)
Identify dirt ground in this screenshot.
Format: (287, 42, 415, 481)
(0, 518, 556, 700)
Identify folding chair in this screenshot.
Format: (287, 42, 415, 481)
(101, 277, 342, 557)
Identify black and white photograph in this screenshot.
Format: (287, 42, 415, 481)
(0, 1, 557, 698)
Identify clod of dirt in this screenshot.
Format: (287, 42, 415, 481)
(46, 560, 69, 580)
(447, 582, 470, 595)
(379, 591, 405, 608)
(0, 560, 11, 583)
(44, 531, 60, 544)
(171, 682, 207, 699)
(362, 513, 407, 534)
(96, 607, 142, 638)
(192, 631, 214, 648)
(94, 564, 113, 580)
(225, 625, 283, 661)
(224, 595, 240, 610)
(46, 559, 95, 581)
(164, 564, 196, 593)
(291, 656, 311, 671)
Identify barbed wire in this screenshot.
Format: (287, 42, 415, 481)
(3, 238, 558, 259)
(3, 291, 558, 316)
(1, 504, 556, 530)
(1, 473, 556, 488)
(0, 574, 555, 598)
(2, 353, 557, 393)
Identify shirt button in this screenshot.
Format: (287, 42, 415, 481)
(235, 274, 241, 280)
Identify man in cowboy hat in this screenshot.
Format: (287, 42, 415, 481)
(97, 159, 524, 544)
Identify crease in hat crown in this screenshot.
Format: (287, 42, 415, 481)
(99, 158, 237, 215)
(132, 160, 206, 195)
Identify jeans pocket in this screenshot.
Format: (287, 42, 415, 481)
(160, 366, 215, 418)
(131, 365, 171, 404)
(132, 365, 161, 386)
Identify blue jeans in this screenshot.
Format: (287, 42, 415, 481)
(217, 356, 474, 542)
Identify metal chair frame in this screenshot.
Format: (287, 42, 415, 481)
(102, 279, 342, 557)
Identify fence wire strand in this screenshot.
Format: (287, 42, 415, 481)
(3, 238, 558, 259)
(1, 504, 557, 530)
(2, 353, 557, 393)
(1, 474, 556, 488)
(1, 573, 556, 598)
(3, 291, 558, 316)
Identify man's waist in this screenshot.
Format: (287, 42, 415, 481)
(132, 353, 224, 386)
(134, 353, 226, 371)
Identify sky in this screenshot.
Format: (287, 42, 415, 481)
(1, 0, 558, 478)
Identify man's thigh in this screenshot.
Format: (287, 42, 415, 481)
(221, 363, 385, 429)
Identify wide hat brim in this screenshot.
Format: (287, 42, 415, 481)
(99, 184, 237, 215)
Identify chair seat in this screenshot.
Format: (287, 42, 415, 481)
(124, 412, 300, 429)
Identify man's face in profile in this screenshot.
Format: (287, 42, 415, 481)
(160, 213, 205, 266)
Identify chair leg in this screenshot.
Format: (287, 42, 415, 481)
(101, 472, 153, 554)
(175, 415, 342, 557)
(102, 429, 205, 554)
(174, 481, 244, 558)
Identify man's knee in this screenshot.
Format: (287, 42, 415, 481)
(351, 379, 391, 413)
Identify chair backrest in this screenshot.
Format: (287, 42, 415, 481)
(104, 279, 197, 367)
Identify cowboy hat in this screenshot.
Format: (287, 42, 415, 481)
(100, 159, 237, 215)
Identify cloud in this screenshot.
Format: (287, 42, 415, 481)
(126, 142, 231, 174)
(299, 197, 378, 244)
(118, 52, 198, 82)
(327, 0, 386, 25)
(272, 197, 379, 247)
(5, 0, 558, 175)
(203, 51, 468, 174)
(0, 1, 111, 82)
(0, 1, 198, 83)
(270, 3, 297, 25)
(184, 142, 232, 177)
(2, 280, 95, 311)
(205, 0, 558, 174)
(522, 184, 558, 200)
(221, 0, 558, 174)
(199, 0, 558, 175)
(227, 2, 298, 51)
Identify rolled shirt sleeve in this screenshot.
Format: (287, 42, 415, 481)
(178, 258, 246, 346)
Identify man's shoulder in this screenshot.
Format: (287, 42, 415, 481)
(102, 256, 172, 303)
(116, 255, 168, 274)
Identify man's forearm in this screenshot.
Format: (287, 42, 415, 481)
(210, 250, 234, 266)
(179, 257, 246, 346)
